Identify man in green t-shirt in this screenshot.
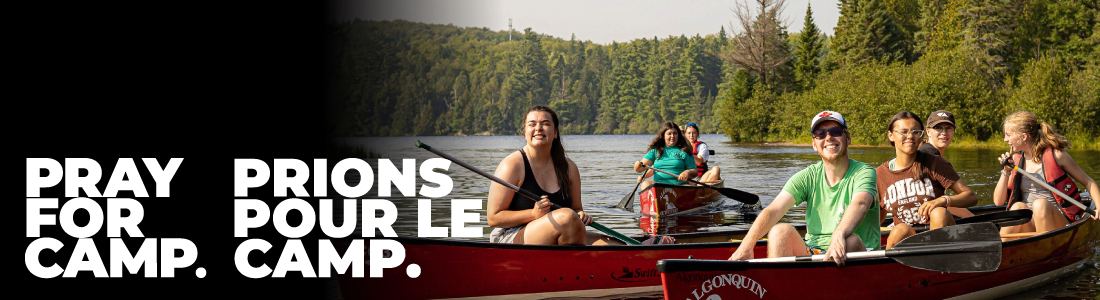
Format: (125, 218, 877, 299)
(728, 110, 880, 266)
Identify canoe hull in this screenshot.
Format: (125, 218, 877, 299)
(639, 181, 725, 217)
(658, 216, 1100, 300)
(334, 229, 771, 300)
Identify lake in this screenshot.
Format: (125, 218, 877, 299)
(337, 134, 1100, 299)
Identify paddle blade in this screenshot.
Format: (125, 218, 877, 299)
(889, 222, 1002, 273)
(617, 180, 642, 209)
(716, 187, 760, 205)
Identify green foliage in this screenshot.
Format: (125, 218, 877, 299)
(1005, 56, 1100, 144)
(830, 0, 914, 67)
(794, 3, 824, 89)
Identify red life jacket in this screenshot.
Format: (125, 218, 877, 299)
(692, 141, 708, 174)
(1004, 148, 1086, 221)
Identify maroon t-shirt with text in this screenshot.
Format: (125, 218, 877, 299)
(876, 154, 959, 226)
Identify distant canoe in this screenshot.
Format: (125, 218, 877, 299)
(639, 181, 725, 217)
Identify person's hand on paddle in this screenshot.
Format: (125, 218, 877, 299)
(576, 210, 593, 225)
(678, 170, 692, 182)
(824, 232, 849, 266)
(728, 245, 753, 261)
(998, 152, 1013, 171)
(633, 161, 647, 173)
(531, 196, 552, 219)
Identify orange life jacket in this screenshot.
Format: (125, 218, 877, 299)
(1004, 148, 1087, 221)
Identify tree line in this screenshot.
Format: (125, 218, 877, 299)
(324, 0, 1099, 148)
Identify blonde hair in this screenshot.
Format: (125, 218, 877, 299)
(1004, 110, 1071, 162)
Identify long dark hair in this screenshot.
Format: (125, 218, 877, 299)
(524, 106, 571, 195)
(887, 111, 928, 179)
(647, 121, 692, 158)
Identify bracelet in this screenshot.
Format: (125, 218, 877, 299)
(942, 196, 951, 208)
(1001, 170, 1010, 176)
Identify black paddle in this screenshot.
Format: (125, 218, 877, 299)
(744, 222, 1002, 272)
(616, 179, 644, 209)
(645, 166, 760, 205)
(415, 140, 643, 245)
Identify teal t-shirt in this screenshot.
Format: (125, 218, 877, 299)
(782, 159, 880, 250)
(643, 147, 696, 185)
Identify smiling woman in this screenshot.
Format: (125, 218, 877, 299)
(875, 111, 977, 249)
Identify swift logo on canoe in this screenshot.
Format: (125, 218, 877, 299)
(686, 273, 767, 300)
(611, 267, 659, 282)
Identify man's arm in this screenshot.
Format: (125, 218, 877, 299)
(729, 190, 796, 260)
(823, 191, 874, 266)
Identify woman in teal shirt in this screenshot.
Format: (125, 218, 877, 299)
(633, 121, 698, 186)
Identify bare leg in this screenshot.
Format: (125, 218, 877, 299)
(587, 232, 627, 246)
(1032, 198, 1070, 233)
(947, 207, 974, 218)
(766, 223, 809, 258)
(844, 234, 867, 253)
(519, 208, 586, 245)
(1000, 202, 1035, 242)
(700, 166, 721, 184)
(885, 223, 916, 250)
(929, 207, 956, 230)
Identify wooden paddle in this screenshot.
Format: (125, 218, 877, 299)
(746, 222, 1002, 273)
(416, 140, 643, 245)
(645, 166, 760, 205)
(615, 179, 645, 209)
(1001, 155, 1093, 215)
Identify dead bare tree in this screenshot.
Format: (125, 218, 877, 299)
(719, 0, 793, 87)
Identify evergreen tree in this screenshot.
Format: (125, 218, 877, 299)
(793, 3, 824, 89)
(830, 0, 913, 67)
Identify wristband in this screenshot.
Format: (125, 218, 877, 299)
(942, 196, 950, 208)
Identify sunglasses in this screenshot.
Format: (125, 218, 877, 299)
(811, 127, 845, 139)
(928, 125, 954, 132)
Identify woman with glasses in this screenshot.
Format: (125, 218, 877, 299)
(919, 110, 956, 157)
(876, 111, 978, 249)
(683, 122, 721, 184)
(994, 110, 1099, 240)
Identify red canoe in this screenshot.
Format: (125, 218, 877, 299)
(640, 181, 725, 217)
(657, 216, 1100, 300)
(335, 226, 796, 300)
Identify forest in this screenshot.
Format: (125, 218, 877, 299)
(324, 0, 1099, 148)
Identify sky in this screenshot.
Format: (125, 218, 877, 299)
(327, 0, 842, 44)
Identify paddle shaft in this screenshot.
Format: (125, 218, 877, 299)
(416, 141, 642, 245)
(1007, 165, 1089, 211)
(647, 166, 708, 186)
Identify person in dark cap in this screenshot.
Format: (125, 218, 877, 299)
(728, 110, 879, 266)
(919, 110, 955, 157)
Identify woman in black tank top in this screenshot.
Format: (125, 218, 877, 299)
(486, 106, 622, 245)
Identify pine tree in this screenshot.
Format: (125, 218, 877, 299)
(793, 3, 824, 89)
(830, 0, 913, 67)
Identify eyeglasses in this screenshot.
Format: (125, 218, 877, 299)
(892, 129, 925, 138)
(928, 125, 955, 133)
(811, 127, 845, 139)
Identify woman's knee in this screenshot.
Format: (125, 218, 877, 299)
(1009, 201, 1029, 211)
(930, 207, 951, 222)
(549, 208, 582, 226)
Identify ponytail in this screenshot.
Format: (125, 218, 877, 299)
(1033, 122, 1071, 159)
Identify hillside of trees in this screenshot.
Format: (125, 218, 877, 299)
(324, 0, 1099, 148)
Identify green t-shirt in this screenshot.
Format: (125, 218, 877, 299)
(643, 147, 696, 185)
(782, 159, 880, 250)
